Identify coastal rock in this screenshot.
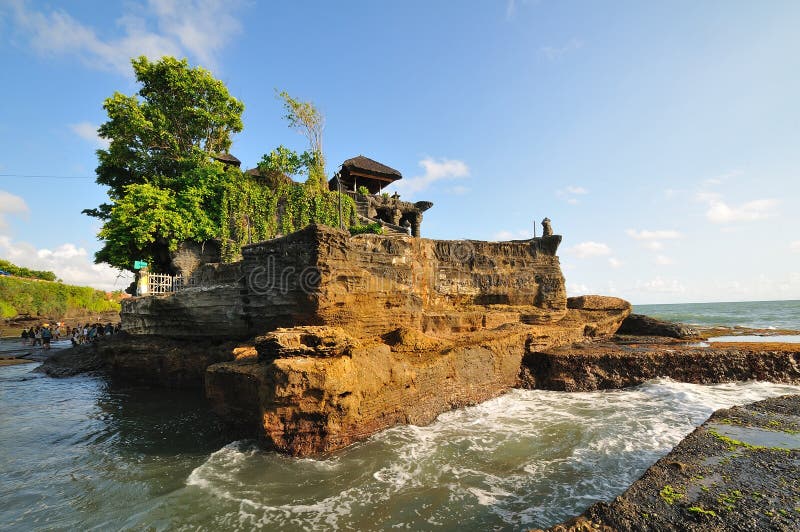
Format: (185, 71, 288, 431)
(567, 295, 631, 311)
(123, 225, 569, 340)
(255, 326, 360, 361)
(616, 313, 698, 338)
(205, 306, 632, 456)
(542, 394, 800, 531)
(39, 333, 238, 387)
(519, 339, 800, 391)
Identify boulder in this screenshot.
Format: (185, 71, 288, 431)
(567, 295, 631, 311)
(616, 313, 697, 338)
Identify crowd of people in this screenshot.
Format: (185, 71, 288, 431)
(20, 322, 121, 349)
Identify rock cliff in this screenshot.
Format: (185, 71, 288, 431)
(122, 225, 568, 339)
(204, 300, 630, 456)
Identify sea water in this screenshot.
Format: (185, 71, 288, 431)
(635, 299, 800, 330)
(1, 300, 799, 530)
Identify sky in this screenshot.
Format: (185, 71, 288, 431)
(0, 0, 799, 304)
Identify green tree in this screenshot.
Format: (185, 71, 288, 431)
(85, 56, 244, 271)
(277, 91, 327, 192)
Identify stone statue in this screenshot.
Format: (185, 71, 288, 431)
(542, 217, 553, 237)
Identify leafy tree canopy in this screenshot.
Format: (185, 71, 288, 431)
(86, 56, 244, 271)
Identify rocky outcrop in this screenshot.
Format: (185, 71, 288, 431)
(541, 394, 800, 531)
(122, 225, 569, 339)
(39, 333, 238, 387)
(204, 303, 631, 456)
(616, 313, 698, 338)
(519, 338, 800, 391)
(122, 262, 247, 338)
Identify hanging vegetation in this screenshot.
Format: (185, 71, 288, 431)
(219, 174, 358, 262)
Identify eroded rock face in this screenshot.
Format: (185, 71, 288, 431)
(616, 313, 698, 338)
(124, 225, 569, 340)
(519, 339, 800, 391)
(205, 307, 631, 456)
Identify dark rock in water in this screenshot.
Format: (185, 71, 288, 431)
(518, 338, 800, 391)
(616, 313, 697, 338)
(538, 394, 800, 531)
(37, 333, 237, 388)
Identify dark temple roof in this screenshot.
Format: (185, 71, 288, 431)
(341, 155, 402, 180)
(211, 153, 241, 167)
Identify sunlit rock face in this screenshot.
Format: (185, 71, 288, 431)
(122, 224, 569, 340)
(117, 225, 636, 456)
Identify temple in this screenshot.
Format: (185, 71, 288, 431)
(329, 155, 433, 237)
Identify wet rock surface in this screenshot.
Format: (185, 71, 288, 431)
(38, 333, 238, 388)
(519, 337, 800, 391)
(204, 304, 631, 456)
(540, 394, 800, 531)
(616, 313, 698, 338)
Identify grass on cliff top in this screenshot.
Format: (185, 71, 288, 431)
(0, 276, 122, 319)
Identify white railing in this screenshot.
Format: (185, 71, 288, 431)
(137, 272, 198, 295)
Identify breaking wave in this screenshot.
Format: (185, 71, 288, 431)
(183, 379, 800, 530)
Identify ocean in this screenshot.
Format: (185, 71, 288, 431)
(1, 300, 798, 530)
(635, 299, 800, 330)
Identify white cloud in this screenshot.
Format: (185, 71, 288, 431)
(791, 241, 800, 252)
(566, 282, 591, 296)
(635, 276, 686, 294)
(0, 235, 132, 291)
(449, 185, 470, 195)
(655, 255, 674, 265)
(392, 157, 470, 197)
(608, 257, 623, 269)
(541, 39, 583, 61)
(492, 228, 533, 241)
(626, 228, 681, 253)
(70, 122, 110, 149)
(7, 0, 243, 75)
(704, 197, 779, 224)
(0, 190, 29, 229)
(703, 170, 742, 187)
(557, 184, 589, 204)
(626, 229, 682, 241)
(566, 241, 611, 259)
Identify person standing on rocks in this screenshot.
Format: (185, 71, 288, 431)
(41, 325, 52, 350)
(21, 328, 29, 345)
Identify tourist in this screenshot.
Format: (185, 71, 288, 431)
(41, 325, 52, 350)
(21, 328, 29, 345)
(32, 327, 42, 347)
(104, 323, 114, 336)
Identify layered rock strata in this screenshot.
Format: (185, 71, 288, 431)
(519, 338, 800, 391)
(122, 225, 568, 339)
(204, 300, 631, 456)
(541, 394, 800, 531)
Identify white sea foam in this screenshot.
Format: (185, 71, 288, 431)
(182, 379, 800, 530)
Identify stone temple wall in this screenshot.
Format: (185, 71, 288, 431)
(122, 224, 567, 339)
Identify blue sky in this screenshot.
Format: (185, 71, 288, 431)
(1, 0, 799, 303)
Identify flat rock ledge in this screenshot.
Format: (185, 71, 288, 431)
(539, 394, 800, 531)
(519, 337, 800, 391)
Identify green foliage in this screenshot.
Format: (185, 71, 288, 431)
(0, 259, 57, 281)
(86, 56, 244, 271)
(277, 90, 327, 192)
(95, 165, 235, 270)
(219, 173, 358, 261)
(357, 185, 370, 197)
(349, 222, 384, 235)
(688, 506, 717, 517)
(0, 277, 121, 318)
(257, 145, 316, 178)
(659, 485, 684, 505)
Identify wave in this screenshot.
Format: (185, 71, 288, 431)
(180, 379, 800, 530)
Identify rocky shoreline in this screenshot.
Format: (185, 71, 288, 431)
(541, 394, 800, 531)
